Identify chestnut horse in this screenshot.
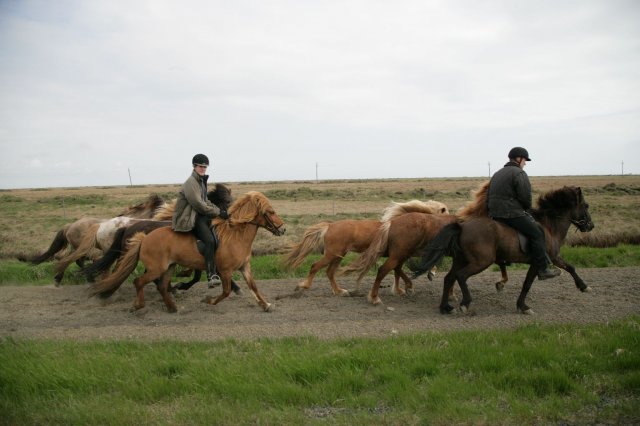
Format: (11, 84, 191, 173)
(88, 191, 285, 313)
(285, 200, 449, 296)
(19, 194, 166, 284)
(80, 184, 234, 290)
(409, 186, 594, 314)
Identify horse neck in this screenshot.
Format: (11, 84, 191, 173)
(540, 212, 573, 245)
(216, 221, 260, 249)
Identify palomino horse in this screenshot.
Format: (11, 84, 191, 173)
(409, 186, 594, 314)
(19, 194, 165, 284)
(88, 191, 285, 313)
(80, 184, 236, 292)
(285, 200, 449, 296)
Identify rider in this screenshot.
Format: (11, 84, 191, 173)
(487, 147, 561, 280)
(172, 154, 229, 287)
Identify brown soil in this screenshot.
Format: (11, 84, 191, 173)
(1, 267, 638, 341)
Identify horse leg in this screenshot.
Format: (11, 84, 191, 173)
(326, 258, 349, 296)
(516, 266, 539, 315)
(439, 268, 458, 314)
(173, 269, 202, 292)
(155, 265, 178, 313)
(368, 258, 398, 305)
(296, 253, 336, 291)
(393, 265, 413, 296)
(454, 260, 494, 313)
(552, 256, 590, 292)
(427, 265, 437, 281)
(495, 262, 508, 292)
(239, 265, 272, 311)
(131, 269, 163, 311)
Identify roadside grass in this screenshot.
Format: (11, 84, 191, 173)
(1, 317, 638, 425)
(2, 245, 639, 286)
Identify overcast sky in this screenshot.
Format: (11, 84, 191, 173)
(1, 0, 638, 189)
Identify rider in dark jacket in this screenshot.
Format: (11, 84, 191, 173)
(487, 147, 561, 280)
(172, 154, 229, 287)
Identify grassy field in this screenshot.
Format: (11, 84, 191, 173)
(2, 175, 639, 259)
(1, 176, 639, 425)
(1, 318, 638, 425)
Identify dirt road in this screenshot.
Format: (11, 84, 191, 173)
(1, 267, 638, 341)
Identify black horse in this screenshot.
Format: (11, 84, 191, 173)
(410, 186, 594, 314)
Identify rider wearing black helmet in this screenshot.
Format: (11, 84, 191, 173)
(487, 147, 561, 280)
(172, 154, 229, 287)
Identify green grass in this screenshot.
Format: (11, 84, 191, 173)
(1, 317, 638, 425)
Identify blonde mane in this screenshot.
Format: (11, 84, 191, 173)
(380, 199, 449, 222)
(456, 181, 490, 221)
(152, 201, 176, 221)
(213, 191, 274, 244)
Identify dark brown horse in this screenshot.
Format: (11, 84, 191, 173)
(284, 200, 449, 296)
(80, 184, 234, 292)
(409, 186, 594, 314)
(88, 191, 285, 313)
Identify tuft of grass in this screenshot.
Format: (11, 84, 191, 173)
(0, 318, 638, 425)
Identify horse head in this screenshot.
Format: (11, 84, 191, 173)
(536, 186, 594, 232)
(227, 191, 286, 236)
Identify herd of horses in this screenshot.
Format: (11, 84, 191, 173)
(21, 182, 595, 316)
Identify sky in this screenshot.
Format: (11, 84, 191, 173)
(0, 0, 639, 189)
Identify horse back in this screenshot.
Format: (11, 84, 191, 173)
(139, 227, 205, 271)
(325, 220, 381, 252)
(459, 218, 527, 263)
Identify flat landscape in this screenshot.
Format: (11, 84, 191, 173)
(1, 175, 639, 340)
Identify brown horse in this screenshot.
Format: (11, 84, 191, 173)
(409, 186, 594, 314)
(285, 200, 449, 296)
(339, 212, 459, 305)
(19, 194, 166, 284)
(88, 191, 285, 313)
(80, 184, 237, 292)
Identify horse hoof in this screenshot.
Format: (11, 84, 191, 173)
(440, 305, 454, 314)
(427, 272, 435, 281)
(459, 305, 468, 314)
(336, 289, 350, 297)
(495, 282, 504, 292)
(367, 295, 382, 305)
(201, 296, 215, 305)
(581, 286, 592, 293)
(519, 307, 534, 315)
(167, 307, 178, 314)
(263, 303, 273, 312)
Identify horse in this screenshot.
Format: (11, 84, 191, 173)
(409, 186, 594, 315)
(284, 200, 449, 296)
(18, 194, 166, 284)
(80, 184, 237, 292)
(336, 181, 503, 305)
(88, 191, 286, 313)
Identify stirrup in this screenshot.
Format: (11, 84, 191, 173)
(207, 274, 222, 288)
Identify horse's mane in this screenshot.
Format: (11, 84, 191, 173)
(214, 191, 273, 244)
(119, 194, 165, 218)
(456, 181, 490, 221)
(381, 200, 449, 222)
(531, 186, 583, 220)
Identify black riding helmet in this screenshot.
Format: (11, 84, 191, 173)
(192, 153, 209, 166)
(508, 147, 531, 161)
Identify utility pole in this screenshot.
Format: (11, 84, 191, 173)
(128, 168, 133, 187)
(315, 162, 318, 183)
(621, 161, 624, 176)
(488, 162, 491, 178)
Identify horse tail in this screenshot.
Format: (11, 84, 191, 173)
(88, 232, 145, 299)
(457, 181, 490, 220)
(53, 223, 100, 275)
(18, 226, 69, 264)
(284, 222, 330, 269)
(339, 221, 390, 282)
(80, 226, 127, 280)
(408, 223, 462, 278)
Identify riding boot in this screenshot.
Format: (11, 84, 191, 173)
(537, 265, 561, 280)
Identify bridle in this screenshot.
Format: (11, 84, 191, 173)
(248, 211, 284, 235)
